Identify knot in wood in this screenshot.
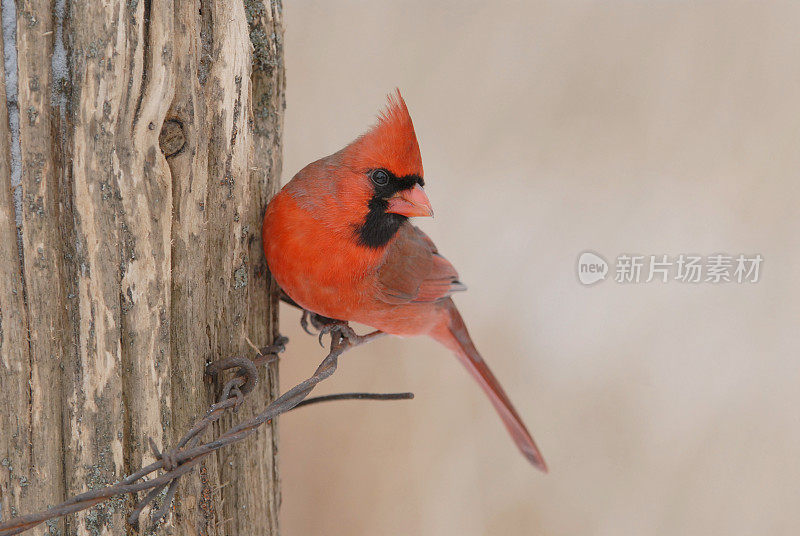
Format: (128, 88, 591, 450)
(158, 119, 186, 157)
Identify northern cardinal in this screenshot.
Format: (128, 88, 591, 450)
(262, 91, 546, 471)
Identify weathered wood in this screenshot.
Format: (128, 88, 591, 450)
(167, 0, 222, 532)
(1, 3, 68, 535)
(16, 8, 67, 526)
(0, 0, 284, 534)
(0, 15, 40, 535)
(218, 2, 284, 533)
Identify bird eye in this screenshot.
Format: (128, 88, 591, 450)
(371, 169, 390, 186)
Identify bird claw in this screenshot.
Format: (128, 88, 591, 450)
(299, 309, 338, 334)
(283, 292, 361, 346)
(281, 290, 338, 335)
(300, 310, 316, 335)
(317, 321, 363, 347)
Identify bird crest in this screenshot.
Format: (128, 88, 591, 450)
(344, 90, 423, 179)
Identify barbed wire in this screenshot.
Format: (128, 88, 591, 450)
(0, 317, 411, 536)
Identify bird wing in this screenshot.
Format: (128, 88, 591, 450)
(376, 225, 467, 305)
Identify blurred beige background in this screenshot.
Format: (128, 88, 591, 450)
(277, 2, 800, 535)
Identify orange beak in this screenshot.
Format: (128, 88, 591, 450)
(386, 184, 434, 218)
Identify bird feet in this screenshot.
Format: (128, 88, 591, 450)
(300, 309, 337, 335)
(316, 321, 364, 347)
(279, 288, 384, 348)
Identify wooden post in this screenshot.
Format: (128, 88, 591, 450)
(0, 1, 284, 534)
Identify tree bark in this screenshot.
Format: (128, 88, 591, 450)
(0, 1, 284, 535)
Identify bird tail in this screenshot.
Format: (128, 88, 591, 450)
(432, 301, 547, 472)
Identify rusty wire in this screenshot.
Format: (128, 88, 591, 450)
(0, 319, 409, 536)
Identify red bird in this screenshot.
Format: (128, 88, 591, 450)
(262, 91, 546, 471)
